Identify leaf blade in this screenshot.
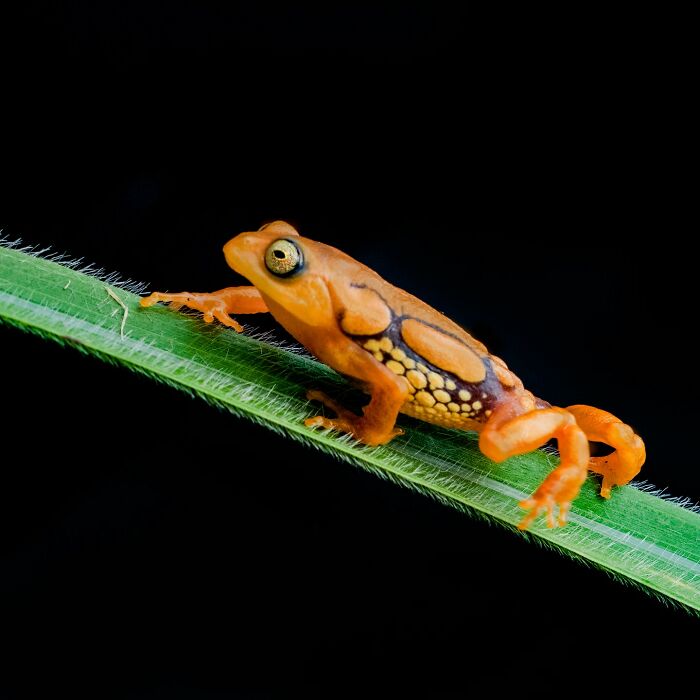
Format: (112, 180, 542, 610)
(1, 243, 699, 612)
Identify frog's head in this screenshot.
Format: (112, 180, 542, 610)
(223, 221, 333, 326)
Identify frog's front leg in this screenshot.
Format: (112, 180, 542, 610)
(305, 343, 409, 446)
(140, 286, 268, 332)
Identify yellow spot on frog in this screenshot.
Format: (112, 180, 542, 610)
(398, 376, 413, 395)
(445, 379, 456, 391)
(390, 348, 406, 361)
(402, 357, 416, 369)
(415, 390, 436, 407)
(472, 400, 483, 411)
(386, 360, 405, 375)
(379, 337, 393, 352)
(364, 339, 381, 352)
(448, 402, 460, 412)
(427, 372, 444, 389)
(459, 389, 472, 402)
(416, 363, 428, 374)
(373, 351, 383, 362)
(434, 403, 448, 412)
(461, 403, 471, 412)
(406, 369, 427, 389)
(433, 389, 451, 403)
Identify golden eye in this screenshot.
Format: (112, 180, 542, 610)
(264, 239, 303, 277)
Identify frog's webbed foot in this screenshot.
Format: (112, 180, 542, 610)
(518, 464, 585, 530)
(305, 389, 404, 446)
(480, 403, 589, 530)
(140, 291, 244, 331)
(141, 287, 269, 332)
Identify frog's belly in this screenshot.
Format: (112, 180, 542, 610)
(399, 399, 485, 431)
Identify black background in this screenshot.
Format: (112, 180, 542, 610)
(1, 4, 697, 697)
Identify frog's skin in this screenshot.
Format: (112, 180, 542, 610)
(141, 221, 646, 530)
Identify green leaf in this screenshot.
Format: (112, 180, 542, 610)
(1, 241, 699, 612)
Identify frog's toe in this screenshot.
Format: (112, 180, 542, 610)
(212, 308, 244, 331)
(519, 494, 554, 530)
(518, 493, 572, 530)
(304, 414, 355, 436)
(140, 292, 168, 308)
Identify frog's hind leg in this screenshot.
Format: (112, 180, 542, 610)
(479, 402, 590, 530)
(566, 405, 645, 498)
(140, 286, 268, 331)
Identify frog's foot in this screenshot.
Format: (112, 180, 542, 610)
(140, 291, 243, 331)
(566, 405, 646, 499)
(590, 453, 640, 499)
(304, 389, 403, 446)
(518, 463, 586, 530)
(140, 288, 270, 332)
(480, 404, 589, 530)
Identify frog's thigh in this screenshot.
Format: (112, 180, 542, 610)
(566, 404, 645, 496)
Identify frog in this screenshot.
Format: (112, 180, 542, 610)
(140, 221, 646, 530)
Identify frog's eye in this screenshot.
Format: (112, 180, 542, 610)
(264, 239, 304, 277)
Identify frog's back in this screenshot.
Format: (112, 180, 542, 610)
(318, 241, 526, 429)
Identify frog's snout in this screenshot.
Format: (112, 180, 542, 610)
(224, 232, 265, 276)
(224, 233, 250, 259)
(223, 234, 245, 270)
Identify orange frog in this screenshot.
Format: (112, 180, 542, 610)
(141, 221, 646, 529)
